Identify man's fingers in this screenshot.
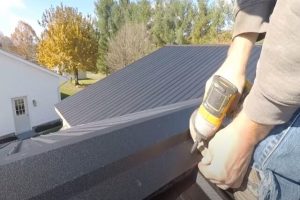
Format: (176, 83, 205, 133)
(200, 147, 209, 157)
(209, 179, 223, 184)
(198, 162, 217, 180)
(201, 155, 211, 165)
(200, 148, 212, 165)
(216, 184, 230, 190)
(198, 163, 228, 187)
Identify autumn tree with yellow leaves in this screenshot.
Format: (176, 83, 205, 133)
(37, 5, 98, 85)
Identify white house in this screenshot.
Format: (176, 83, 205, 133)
(0, 49, 66, 138)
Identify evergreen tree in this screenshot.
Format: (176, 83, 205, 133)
(191, 0, 233, 44)
(151, 0, 165, 46)
(95, 0, 116, 75)
(191, 0, 210, 43)
(131, 0, 151, 24)
(151, 0, 195, 46)
(94, 0, 234, 75)
(95, 0, 152, 74)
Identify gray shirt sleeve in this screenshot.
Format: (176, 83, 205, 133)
(233, 0, 276, 41)
(234, 0, 300, 125)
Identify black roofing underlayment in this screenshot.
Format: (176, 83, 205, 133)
(56, 45, 261, 127)
(0, 101, 232, 200)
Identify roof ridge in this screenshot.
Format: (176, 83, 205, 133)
(66, 98, 201, 129)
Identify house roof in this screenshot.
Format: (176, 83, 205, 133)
(56, 45, 261, 127)
(0, 100, 230, 200)
(0, 48, 67, 83)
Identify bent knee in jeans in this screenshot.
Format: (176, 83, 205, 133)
(251, 109, 300, 200)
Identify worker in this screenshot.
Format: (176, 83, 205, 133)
(191, 0, 300, 199)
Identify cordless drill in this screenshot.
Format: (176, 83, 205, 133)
(190, 75, 239, 154)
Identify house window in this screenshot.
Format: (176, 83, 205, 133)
(15, 99, 26, 116)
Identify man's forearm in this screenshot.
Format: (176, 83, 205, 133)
(226, 33, 258, 75)
(234, 109, 274, 147)
(220, 33, 274, 145)
(213, 33, 259, 94)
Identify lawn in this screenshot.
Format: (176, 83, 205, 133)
(60, 72, 106, 99)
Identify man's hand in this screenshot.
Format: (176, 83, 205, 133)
(190, 32, 272, 189)
(198, 110, 273, 190)
(203, 33, 259, 105)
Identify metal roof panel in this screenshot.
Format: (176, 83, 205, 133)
(56, 45, 261, 126)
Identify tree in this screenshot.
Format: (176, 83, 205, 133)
(205, 0, 233, 43)
(94, 0, 233, 74)
(95, 0, 152, 75)
(105, 22, 155, 72)
(132, 0, 151, 24)
(150, 0, 195, 46)
(95, 0, 117, 75)
(10, 21, 39, 60)
(191, 0, 210, 43)
(37, 5, 98, 85)
(0, 32, 16, 52)
(191, 0, 233, 44)
(150, 0, 165, 46)
(170, 0, 195, 44)
(119, 0, 131, 22)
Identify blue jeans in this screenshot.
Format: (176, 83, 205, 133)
(252, 109, 300, 200)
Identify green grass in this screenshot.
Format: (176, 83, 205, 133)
(60, 72, 106, 99)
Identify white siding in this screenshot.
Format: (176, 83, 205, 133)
(78, 70, 87, 79)
(0, 52, 61, 136)
(62, 70, 87, 80)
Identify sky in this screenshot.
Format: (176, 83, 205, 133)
(0, 0, 96, 37)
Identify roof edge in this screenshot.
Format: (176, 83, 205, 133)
(164, 44, 262, 47)
(0, 48, 66, 80)
(165, 44, 230, 47)
(55, 107, 71, 129)
(57, 98, 201, 128)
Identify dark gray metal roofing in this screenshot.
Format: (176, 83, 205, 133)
(56, 45, 261, 127)
(0, 101, 226, 200)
